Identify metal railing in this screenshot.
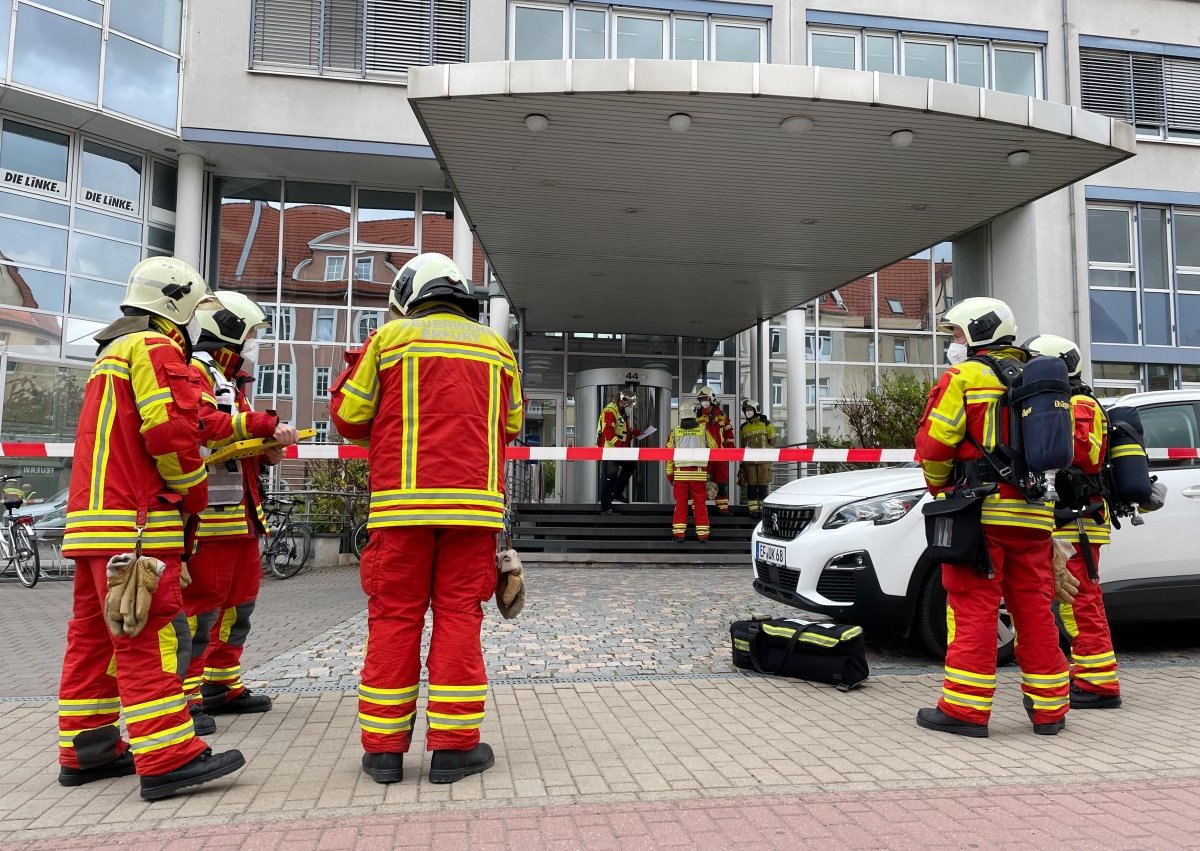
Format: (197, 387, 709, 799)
(264, 489, 368, 553)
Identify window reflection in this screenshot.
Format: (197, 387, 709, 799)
(0, 218, 69, 270)
(214, 177, 282, 302)
(0, 191, 69, 225)
(70, 233, 140, 282)
(714, 24, 760, 62)
(12, 6, 102, 104)
(110, 0, 182, 52)
(0, 121, 70, 184)
(80, 142, 142, 213)
(514, 6, 563, 60)
(904, 40, 948, 81)
(103, 35, 179, 128)
(68, 276, 125, 321)
(616, 16, 664, 59)
(3, 360, 83, 440)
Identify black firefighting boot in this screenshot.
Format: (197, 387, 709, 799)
(202, 685, 273, 715)
(189, 704, 216, 736)
(139, 748, 245, 801)
(1023, 696, 1067, 735)
(362, 752, 404, 784)
(1070, 683, 1122, 710)
(58, 750, 136, 787)
(428, 743, 495, 784)
(916, 707, 989, 738)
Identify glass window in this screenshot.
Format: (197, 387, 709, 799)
(70, 233, 140, 282)
(0, 5, 9, 81)
(103, 35, 180, 128)
(417, 190, 454, 260)
(714, 24, 761, 62)
(811, 32, 856, 69)
(256, 363, 293, 396)
(1140, 207, 1169, 290)
(1175, 213, 1200, 269)
(1147, 364, 1174, 391)
(674, 18, 704, 60)
(1087, 208, 1132, 265)
(1089, 268, 1136, 288)
(357, 311, 383, 342)
(80, 141, 142, 215)
(1140, 403, 1199, 451)
(12, 6, 101, 104)
(110, 0, 182, 52)
(1144, 292, 1172, 346)
(0, 218, 68, 269)
(1090, 290, 1138, 344)
(1179, 273, 1200, 293)
(1179, 295, 1200, 347)
(261, 305, 294, 340)
(0, 265, 65, 311)
(865, 34, 894, 73)
(36, 0, 102, 23)
(151, 161, 178, 220)
(825, 330, 874, 362)
(957, 42, 985, 87)
(355, 257, 373, 280)
(0, 191, 69, 225)
(74, 209, 141, 242)
(68, 276, 125, 320)
(315, 308, 337, 342)
(1094, 362, 1140, 382)
(147, 226, 174, 256)
(575, 8, 606, 59)
(616, 15, 664, 59)
(903, 40, 948, 81)
(994, 47, 1037, 96)
(1182, 366, 1200, 384)
(325, 256, 346, 281)
(513, 6, 564, 60)
(314, 366, 331, 397)
(356, 188, 415, 247)
(0, 121, 70, 186)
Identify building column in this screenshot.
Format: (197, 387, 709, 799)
(758, 320, 772, 422)
(488, 283, 510, 341)
(453, 199, 473, 280)
(785, 308, 807, 447)
(174, 153, 205, 270)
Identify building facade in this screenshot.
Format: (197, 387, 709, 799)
(0, 0, 1196, 500)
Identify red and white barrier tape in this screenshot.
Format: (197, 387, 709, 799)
(0, 444, 1196, 462)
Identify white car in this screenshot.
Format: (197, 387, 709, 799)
(751, 389, 1200, 662)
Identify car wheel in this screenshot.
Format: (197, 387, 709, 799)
(916, 566, 1017, 666)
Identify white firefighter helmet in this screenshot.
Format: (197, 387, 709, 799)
(938, 297, 1018, 348)
(390, 253, 478, 319)
(198, 291, 269, 346)
(122, 257, 215, 322)
(697, 385, 717, 404)
(1025, 333, 1083, 378)
(742, 399, 760, 415)
(618, 387, 637, 407)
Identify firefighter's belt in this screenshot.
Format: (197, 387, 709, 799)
(204, 428, 317, 466)
(496, 549, 525, 619)
(103, 554, 166, 638)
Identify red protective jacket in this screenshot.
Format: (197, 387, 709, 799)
(697, 406, 734, 449)
(1053, 393, 1111, 545)
(329, 303, 524, 530)
(597, 402, 640, 448)
(63, 319, 207, 556)
(191, 349, 278, 539)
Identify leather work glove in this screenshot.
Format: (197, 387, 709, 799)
(706, 481, 718, 502)
(1051, 540, 1080, 605)
(104, 554, 167, 638)
(1140, 479, 1168, 513)
(179, 561, 193, 589)
(495, 549, 525, 619)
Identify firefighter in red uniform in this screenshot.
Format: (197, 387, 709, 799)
(56, 257, 246, 800)
(666, 415, 718, 541)
(695, 386, 734, 514)
(597, 388, 641, 513)
(915, 298, 1070, 737)
(331, 253, 523, 785)
(180, 292, 298, 735)
(1027, 334, 1123, 709)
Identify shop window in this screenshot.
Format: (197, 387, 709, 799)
(12, 5, 102, 105)
(80, 142, 142, 216)
(0, 121, 70, 195)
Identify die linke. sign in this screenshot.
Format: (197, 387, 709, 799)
(2, 169, 67, 198)
(82, 189, 137, 213)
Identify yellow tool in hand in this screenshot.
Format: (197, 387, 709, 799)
(205, 428, 317, 467)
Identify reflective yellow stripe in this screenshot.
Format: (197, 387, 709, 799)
(1021, 671, 1070, 686)
(944, 666, 996, 686)
(1110, 445, 1146, 459)
(427, 711, 485, 730)
(1076, 671, 1119, 684)
(59, 721, 119, 747)
(1072, 650, 1117, 665)
(427, 684, 487, 702)
(57, 697, 121, 716)
(358, 684, 419, 705)
(129, 720, 195, 754)
(124, 694, 188, 723)
(942, 689, 993, 710)
(1022, 693, 1069, 710)
(358, 711, 415, 734)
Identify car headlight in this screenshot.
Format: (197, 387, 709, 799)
(823, 488, 927, 529)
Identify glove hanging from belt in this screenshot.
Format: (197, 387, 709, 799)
(495, 549, 525, 620)
(1051, 539, 1080, 605)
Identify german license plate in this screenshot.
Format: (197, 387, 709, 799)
(756, 542, 786, 566)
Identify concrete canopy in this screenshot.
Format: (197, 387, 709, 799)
(409, 60, 1136, 339)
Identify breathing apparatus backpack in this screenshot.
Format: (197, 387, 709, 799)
(1053, 396, 1154, 526)
(966, 352, 1074, 500)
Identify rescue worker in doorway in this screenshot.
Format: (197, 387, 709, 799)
(666, 414, 718, 541)
(1026, 334, 1123, 709)
(2, 480, 23, 503)
(56, 257, 247, 800)
(331, 253, 523, 785)
(695, 386, 735, 514)
(597, 388, 641, 514)
(737, 400, 777, 518)
(914, 297, 1070, 737)
(180, 292, 298, 736)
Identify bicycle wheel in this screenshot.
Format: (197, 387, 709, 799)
(270, 523, 312, 580)
(352, 519, 370, 559)
(13, 524, 40, 588)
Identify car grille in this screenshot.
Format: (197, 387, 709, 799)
(758, 506, 816, 541)
(756, 563, 801, 592)
(816, 568, 857, 604)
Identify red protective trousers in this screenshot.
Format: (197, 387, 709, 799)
(58, 555, 207, 776)
(181, 539, 258, 706)
(938, 525, 1070, 727)
(198, 540, 262, 703)
(1058, 544, 1119, 697)
(672, 478, 710, 540)
(357, 526, 497, 754)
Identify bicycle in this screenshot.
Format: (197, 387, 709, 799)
(0, 476, 41, 588)
(261, 497, 312, 580)
(351, 518, 369, 559)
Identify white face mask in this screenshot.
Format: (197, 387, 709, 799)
(946, 342, 969, 365)
(240, 338, 259, 369)
(700, 400, 712, 409)
(743, 410, 754, 420)
(185, 315, 202, 346)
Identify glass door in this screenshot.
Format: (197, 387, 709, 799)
(524, 393, 564, 503)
